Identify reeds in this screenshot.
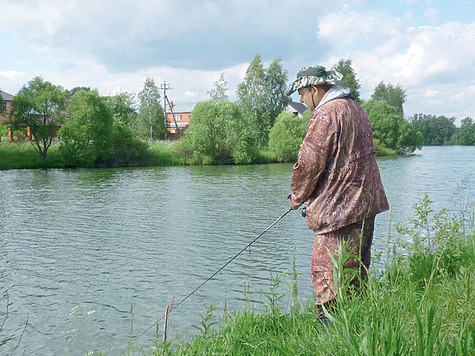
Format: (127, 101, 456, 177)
(154, 193, 474, 355)
(0, 142, 62, 169)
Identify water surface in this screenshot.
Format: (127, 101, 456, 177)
(0, 145, 473, 354)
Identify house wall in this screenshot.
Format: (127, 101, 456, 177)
(0, 100, 13, 123)
(166, 111, 191, 136)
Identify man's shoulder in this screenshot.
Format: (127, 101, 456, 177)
(316, 97, 355, 116)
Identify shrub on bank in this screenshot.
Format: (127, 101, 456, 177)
(147, 139, 196, 166)
(268, 111, 308, 162)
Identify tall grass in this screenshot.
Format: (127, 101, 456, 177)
(147, 139, 195, 166)
(60, 192, 473, 354)
(149, 193, 474, 355)
(0, 141, 63, 169)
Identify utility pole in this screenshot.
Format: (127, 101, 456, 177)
(160, 81, 181, 139)
(161, 81, 171, 140)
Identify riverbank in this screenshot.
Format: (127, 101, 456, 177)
(137, 194, 473, 355)
(56, 194, 472, 355)
(0, 139, 400, 170)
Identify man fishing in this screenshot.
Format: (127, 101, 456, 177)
(287, 65, 389, 317)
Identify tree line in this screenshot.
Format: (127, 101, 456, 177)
(1, 55, 473, 167)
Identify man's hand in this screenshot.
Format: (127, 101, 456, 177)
(287, 193, 301, 210)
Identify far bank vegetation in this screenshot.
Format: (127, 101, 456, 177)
(1, 56, 473, 169)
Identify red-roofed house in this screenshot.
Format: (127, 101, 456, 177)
(166, 102, 195, 139)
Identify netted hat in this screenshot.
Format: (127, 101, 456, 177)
(287, 65, 343, 95)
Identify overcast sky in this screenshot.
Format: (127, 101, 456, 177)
(1, 0, 474, 123)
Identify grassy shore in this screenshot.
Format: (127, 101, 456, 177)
(0, 138, 398, 170)
(134, 194, 473, 355)
(0, 141, 64, 170)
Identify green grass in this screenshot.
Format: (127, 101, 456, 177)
(148, 194, 474, 355)
(0, 136, 402, 171)
(0, 141, 63, 169)
(157, 248, 473, 355)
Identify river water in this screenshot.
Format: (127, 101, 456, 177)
(0, 146, 473, 355)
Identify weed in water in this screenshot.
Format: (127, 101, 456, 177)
(0, 291, 29, 356)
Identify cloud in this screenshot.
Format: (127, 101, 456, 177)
(353, 22, 475, 88)
(0, 0, 334, 72)
(318, 7, 475, 119)
(318, 6, 405, 49)
(424, 7, 438, 19)
(38, 56, 249, 104)
(0, 71, 30, 93)
(1, 0, 473, 121)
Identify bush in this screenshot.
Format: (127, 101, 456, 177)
(59, 89, 114, 167)
(268, 112, 308, 162)
(188, 100, 258, 165)
(362, 100, 422, 154)
(104, 124, 150, 167)
(373, 138, 396, 156)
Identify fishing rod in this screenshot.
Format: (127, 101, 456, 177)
(132, 207, 293, 343)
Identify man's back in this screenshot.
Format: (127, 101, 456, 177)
(291, 97, 389, 233)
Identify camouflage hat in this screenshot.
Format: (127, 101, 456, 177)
(287, 65, 343, 95)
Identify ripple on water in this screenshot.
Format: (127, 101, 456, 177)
(0, 146, 473, 353)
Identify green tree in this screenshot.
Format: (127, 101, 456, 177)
(268, 111, 308, 162)
(105, 92, 137, 127)
(187, 100, 257, 164)
(227, 105, 259, 164)
(237, 54, 288, 149)
(332, 58, 361, 103)
(136, 78, 164, 140)
(362, 99, 422, 154)
(372, 81, 407, 116)
(9, 76, 67, 163)
(59, 89, 114, 166)
(237, 54, 267, 148)
(208, 73, 229, 103)
(0, 91, 5, 113)
(264, 58, 290, 129)
(68, 87, 91, 97)
(459, 117, 475, 145)
(0, 91, 6, 138)
(410, 114, 456, 145)
(187, 100, 233, 164)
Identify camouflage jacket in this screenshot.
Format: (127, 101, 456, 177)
(290, 97, 389, 233)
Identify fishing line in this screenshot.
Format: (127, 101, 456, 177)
(132, 207, 293, 342)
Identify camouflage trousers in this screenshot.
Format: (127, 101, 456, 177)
(311, 217, 375, 309)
